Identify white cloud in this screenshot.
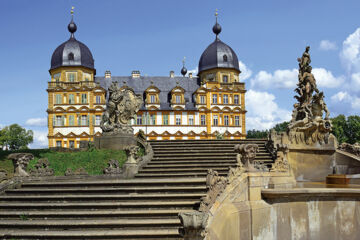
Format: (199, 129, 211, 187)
(250, 67, 343, 89)
(312, 68, 344, 88)
(25, 118, 47, 127)
(319, 40, 337, 51)
(238, 61, 252, 81)
(351, 73, 360, 90)
(331, 91, 360, 114)
(29, 130, 48, 149)
(245, 90, 292, 130)
(250, 69, 298, 89)
(188, 67, 198, 75)
(340, 28, 360, 74)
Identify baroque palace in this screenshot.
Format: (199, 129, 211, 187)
(47, 12, 246, 148)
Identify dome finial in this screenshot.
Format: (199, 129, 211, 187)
(212, 9, 221, 40)
(68, 6, 77, 38)
(181, 57, 188, 76)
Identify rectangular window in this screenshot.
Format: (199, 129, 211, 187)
(54, 73, 61, 82)
(69, 140, 75, 149)
(235, 116, 240, 126)
(200, 95, 205, 104)
(95, 95, 101, 104)
(56, 141, 62, 147)
(137, 115, 142, 125)
(224, 115, 229, 126)
(213, 115, 218, 126)
(234, 95, 239, 104)
(150, 95, 156, 104)
(81, 94, 87, 104)
(68, 72, 76, 82)
(69, 115, 74, 126)
(83, 73, 91, 81)
(55, 116, 63, 126)
(81, 115, 87, 126)
(68, 94, 75, 104)
(223, 75, 228, 83)
(176, 115, 181, 125)
(223, 95, 228, 104)
(163, 114, 169, 125)
(188, 115, 194, 125)
(55, 94, 62, 104)
(175, 95, 181, 104)
(150, 114, 156, 125)
(212, 94, 217, 104)
(95, 115, 101, 125)
(201, 115, 206, 126)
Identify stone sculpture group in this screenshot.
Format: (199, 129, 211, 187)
(100, 82, 143, 135)
(289, 46, 332, 144)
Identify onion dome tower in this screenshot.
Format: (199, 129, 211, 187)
(50, 8, 95, 73)
(198, 10, 240, 84)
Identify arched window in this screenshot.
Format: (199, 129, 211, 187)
(68, 52, 74, 61)
(223, 54, 228, 62)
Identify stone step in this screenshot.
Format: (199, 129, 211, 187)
(151, 156, 272, 161)
(144, 163, 238, 168)
(0, 229, 181, 239)
(153, 152, 270, 157)
(0, 219, 181, 229)
(0, 209, 190, 220)
(135, 172, 228, 178)
(0, 193, 205, 202)
(20, 178, 206, 188)
(5, 186, 207, 195)
(0, 201, 199, 210)
(138, 167, 230, 173)
(147, 160, 237, 165)
(149, 140, 266, 144)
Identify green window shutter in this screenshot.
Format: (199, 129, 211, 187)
(87, 115, 89, 126)
(53, 115, 55, 126)
(92, 115, 95, 125)
(63, 116, 66, 126)
(78, 116, 81, 126)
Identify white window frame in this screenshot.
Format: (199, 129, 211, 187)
(224, 115, 229, 126)
(176, 115, 181, 125)
(235, 116, 240, 126)
(200, 95, 205, 104)
(188, 115, 194, 125)
(212, 94, 217, 104)
(201, 115, 206, 126)
(223, 95, 228, 104)
(213, 115, 218, 126)
(67, 72, 77, 82)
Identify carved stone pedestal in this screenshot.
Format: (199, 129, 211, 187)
(178, 211, 209, 240)
(122, 162, 138, 178)
(94, 134, 137, 150)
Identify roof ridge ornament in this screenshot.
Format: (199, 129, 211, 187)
(212, 9, 221, 40)
(181, 57, 188, 77)
(68, 6, 77, 39)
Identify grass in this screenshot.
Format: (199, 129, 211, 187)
(0, 148, 127, 177)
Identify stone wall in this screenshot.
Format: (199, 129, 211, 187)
(205, 172, 360, 240)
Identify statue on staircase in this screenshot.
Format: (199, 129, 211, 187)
(100, 82, 143, 135)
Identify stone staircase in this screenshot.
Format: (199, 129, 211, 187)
(0, 139, 273, 239)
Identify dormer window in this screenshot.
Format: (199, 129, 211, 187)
(175, 95, 181, 104)
(150, 95, 156, 103)
(170, 86, 185, 105)
(223, 54, 228, 62)
(68, 52, 74, 61)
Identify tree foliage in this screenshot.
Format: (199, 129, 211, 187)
(273, 121, 289, 133)
(331, 115, 360, 144)
(246, 129, 269, 139)
(0, 124, 33, 150)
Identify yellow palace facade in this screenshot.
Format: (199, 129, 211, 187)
(47, 14, 246, 148)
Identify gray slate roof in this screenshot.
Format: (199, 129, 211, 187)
(95, 76, 200, 110)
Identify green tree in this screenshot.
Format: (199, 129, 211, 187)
(331, 114, 348, 144)
(331, 115, 360, 144)
(345, 115, 360, 144)
(273, 121, 289, 133)
(247, 129, 268, 139)
(0, 124, 33, 150)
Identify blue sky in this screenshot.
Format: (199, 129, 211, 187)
(0, 0, 360, 148)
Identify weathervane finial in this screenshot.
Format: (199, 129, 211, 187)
(182, 57, 186, 67)
(71, 6, 75, 16)
(215, 9, 218, 22)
